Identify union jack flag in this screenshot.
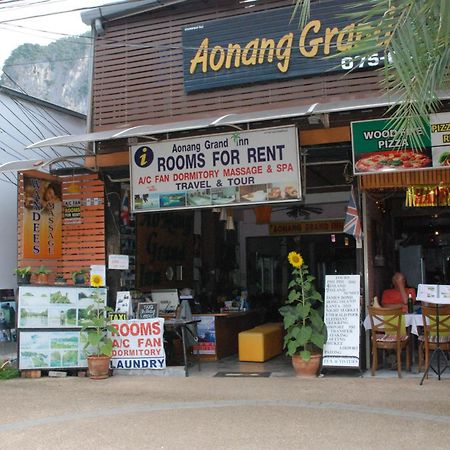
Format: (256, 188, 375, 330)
(344, 186, 362, 242)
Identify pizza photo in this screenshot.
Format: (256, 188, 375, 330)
(355, 150, 432, 173)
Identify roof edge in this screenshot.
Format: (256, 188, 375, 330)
(0, 85, 86, 120)
(81, 0, 188, 25)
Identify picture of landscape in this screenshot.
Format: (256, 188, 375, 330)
(18, 286, 106, 328)
(19, 331, 86, 369)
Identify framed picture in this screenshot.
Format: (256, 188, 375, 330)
(137, 302, 158, 319)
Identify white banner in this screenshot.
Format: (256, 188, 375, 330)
(430, 112, 450, 168)
(322, 275, 360, 368)
(130, 125, 301, 212)
(110, 319, 166, 370)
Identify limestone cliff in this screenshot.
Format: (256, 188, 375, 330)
(1, 35, 90, 114)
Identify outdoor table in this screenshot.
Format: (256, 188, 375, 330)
(364, 313, 423, 367)
(164, 318, 201, 377)
(418, 297, 450, 385)
(363, 313, 423, 335)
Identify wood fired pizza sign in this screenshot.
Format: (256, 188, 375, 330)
(23, 175, 62, 259)
(351, 118, 432, 174)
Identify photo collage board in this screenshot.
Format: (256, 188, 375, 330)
(17, 286, 107, 370)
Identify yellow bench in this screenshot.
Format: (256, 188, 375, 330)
(238, 323, 283, 362)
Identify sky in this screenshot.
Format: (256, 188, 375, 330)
(0, 0, 122, 69)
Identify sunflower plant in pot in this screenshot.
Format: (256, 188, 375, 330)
(80, 274, 115, 379)
(279, 251, 327, 377)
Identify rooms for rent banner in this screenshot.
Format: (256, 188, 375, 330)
(130, 126, 301, 212)
(23, 175, 62, 259)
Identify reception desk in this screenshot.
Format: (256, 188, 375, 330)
(193, 310, 264, 360)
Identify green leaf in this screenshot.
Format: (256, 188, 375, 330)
(311, 332, 326, 349)
(298, 326, 312, 346)
(287, 340, 299, 356)
(296, 303, 311, 319)
(300, 350, 311, 361)
(100, 340, 113, 357)
(310, 310, 325, 330)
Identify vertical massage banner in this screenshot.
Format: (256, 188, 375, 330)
(23, 175, 62, 259)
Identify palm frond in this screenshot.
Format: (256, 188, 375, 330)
(293, 0, 450, 149)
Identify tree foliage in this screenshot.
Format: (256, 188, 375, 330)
(294, 0, 450, 147)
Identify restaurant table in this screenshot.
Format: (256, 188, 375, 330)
(363, 313, 423, 335)
(364, 313, 423, 368)
(164, 318, 201, 377)
(417, 298, 450, 385)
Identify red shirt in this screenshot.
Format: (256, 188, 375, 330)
(381, 288, 416, 313)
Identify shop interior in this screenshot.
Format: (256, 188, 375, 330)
(111, 140, 355, 319)
(368, 191, 450, 300)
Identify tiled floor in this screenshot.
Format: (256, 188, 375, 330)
(3, 340, 449, 381)
(187, 353, 450, 380)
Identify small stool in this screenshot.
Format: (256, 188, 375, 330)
(238, 323, 283, 362)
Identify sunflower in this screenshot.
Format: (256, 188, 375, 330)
(90, 273, 103, 288)
(288, 251, 303, 268)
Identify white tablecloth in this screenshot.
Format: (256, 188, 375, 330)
(363, 314, 423, 336)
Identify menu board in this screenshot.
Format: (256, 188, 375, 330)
(137, 302, 158, 319)
(417, 284, 450, 304)
(322, 275, 360, 368)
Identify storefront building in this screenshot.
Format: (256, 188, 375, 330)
(22, 0, 449, 368)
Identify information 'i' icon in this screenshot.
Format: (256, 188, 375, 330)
(134, 146, 154, 168)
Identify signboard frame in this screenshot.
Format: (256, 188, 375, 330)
(137, 302, 159, 320)
(129, 125, 302, 213)
(351, 118, 433, 175)
(322, 274, 361, 372)
(182, 1, 379, 93)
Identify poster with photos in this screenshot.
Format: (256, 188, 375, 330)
(18, 286, 107, 329)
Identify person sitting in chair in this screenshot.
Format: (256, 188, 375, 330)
(381, 272, 416, 313)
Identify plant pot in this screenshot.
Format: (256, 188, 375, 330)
(35, 273, 49, 284)
(291, 353, 322, 377)
(87, 355, 111, 380)
(73, 274, 86, 285)
(17, 274, 31, 285)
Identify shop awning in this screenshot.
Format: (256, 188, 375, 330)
(26, 92, 450, 149)
(25, 129, 125, 149)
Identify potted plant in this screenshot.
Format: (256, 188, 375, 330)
(15, 266, 32, 284)
(72, 268, 88, 285)
(54, 272, 66, 285)
(33, 266, 51, 284)
(279, 251, 327, 377)
(80, 280, 115, 379)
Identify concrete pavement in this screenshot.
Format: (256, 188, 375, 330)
(1, 374, 450, 449)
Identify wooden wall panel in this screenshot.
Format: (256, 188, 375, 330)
(360, 169, 450, 190)
(18, 172, 106, 284)
(91, 0, 382, 131)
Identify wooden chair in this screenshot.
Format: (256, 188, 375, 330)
(418, 305, 450, 373)
(368, 306, 410, 378)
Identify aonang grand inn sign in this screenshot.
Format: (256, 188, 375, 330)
(182, 1, 389, 92)
(130, 126, 301, 213)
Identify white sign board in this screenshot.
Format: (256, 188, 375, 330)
(115, 291, 132, 316)
(108, 254, 129, 270)
(417, 284, 450, 304)
(430, 112, 450, 167)
(322, 275, 360, 368)
(130, 125, 301, 212)
(110, 319, 166, 370)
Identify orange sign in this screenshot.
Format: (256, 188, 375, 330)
(405, 184, 450, 207)
(23, 175, 62, 259)
(269, 220, 344, 236)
